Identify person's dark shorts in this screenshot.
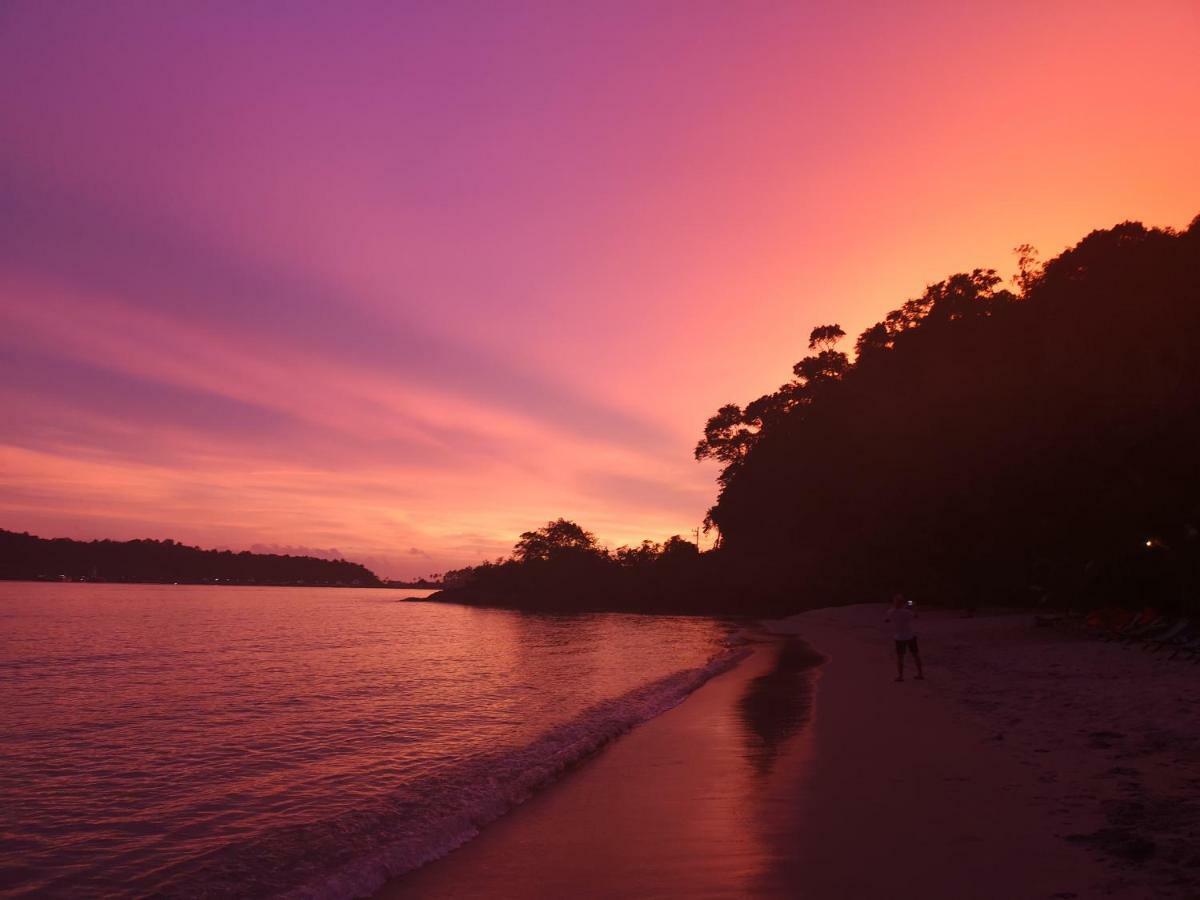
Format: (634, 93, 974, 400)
(895, 637, 919, 656)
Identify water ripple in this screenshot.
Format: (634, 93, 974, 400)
(0, 583, 734, 899)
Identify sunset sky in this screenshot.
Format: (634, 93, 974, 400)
(2, 2, 1198, 577)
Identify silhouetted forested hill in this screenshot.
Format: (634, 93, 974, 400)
(439, 215, 1200, 616)
(0, 530, 381, 586)
(702, 215, 1200, 610)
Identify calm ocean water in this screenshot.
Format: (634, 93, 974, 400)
(0, 583, 741, 899)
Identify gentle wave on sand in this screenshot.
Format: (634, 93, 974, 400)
(0, 583, 739, 898)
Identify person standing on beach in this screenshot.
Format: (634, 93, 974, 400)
(885, 593, 924, 682)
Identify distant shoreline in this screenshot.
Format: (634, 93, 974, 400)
(0, 577, 437, 590)
(0, 529, 390, 588)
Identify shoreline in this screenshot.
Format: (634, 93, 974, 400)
(374, 604, 1198, 898)
(375, 633, 820, 898)
(769, 606, 1105, 898)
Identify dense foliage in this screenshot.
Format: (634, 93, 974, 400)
(438, 519, 729, 613)
(442, 215, 1200, 615)
(0, 529, 381, 586)
(704, 216, 1200, 611)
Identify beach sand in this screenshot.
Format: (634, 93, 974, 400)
(376, 605, 1200, 898)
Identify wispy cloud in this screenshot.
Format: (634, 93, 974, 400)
(0, 171, 673, 454)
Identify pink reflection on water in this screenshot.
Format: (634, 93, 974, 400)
(0, 583, 733, 897)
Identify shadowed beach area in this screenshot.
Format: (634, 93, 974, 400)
(378, 605, 1200, 898)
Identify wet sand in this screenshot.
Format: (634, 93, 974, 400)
(377, 635, 821, 898)
(377, 605, 1195, 898)
(772, 606, 1107, 899)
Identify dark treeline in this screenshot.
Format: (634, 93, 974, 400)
(0, 529, 381, 587)
(439, 215, 1200, 615)
(438, 520, 729, 613)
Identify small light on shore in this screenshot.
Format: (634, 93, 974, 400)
(1146, 540, 1153, 547)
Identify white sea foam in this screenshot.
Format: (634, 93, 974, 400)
(2, 585, 742, 899)
(280, 645, 752, 900)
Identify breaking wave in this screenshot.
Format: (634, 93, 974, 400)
(171, 644, 751, 899)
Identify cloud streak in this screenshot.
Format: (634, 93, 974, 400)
(0, 171, 673, 454)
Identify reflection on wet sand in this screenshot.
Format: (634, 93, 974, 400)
(738, 637, 826, 776)
(379, 638, 828, 898)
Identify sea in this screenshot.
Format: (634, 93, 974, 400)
(0, 582, 742, 899)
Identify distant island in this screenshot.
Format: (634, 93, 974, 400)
(0, 529, 391, 587)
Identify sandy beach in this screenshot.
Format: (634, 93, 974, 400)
(771, 606, 1200, 898)
(376, 605, 1200, 898)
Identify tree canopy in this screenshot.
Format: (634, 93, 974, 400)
(704, 216, 1200, 610)
(438, 213, 1200, 616)
(513, 518, 599, 562)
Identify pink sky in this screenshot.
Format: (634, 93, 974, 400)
(2, 1, 1198, 577)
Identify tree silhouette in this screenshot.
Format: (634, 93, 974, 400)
(696, 325, 850, 476)
(699, 214, 1200, 612)
(1012, 243, 1042, 296)
(513, 518, 599, 562)
(808, 324, 846, 351)
(424, 213, 1200, 618)
(792, 349, 849, 385)
(694, 403, 757, 469)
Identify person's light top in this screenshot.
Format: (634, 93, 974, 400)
(885, 606, 917, 641)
